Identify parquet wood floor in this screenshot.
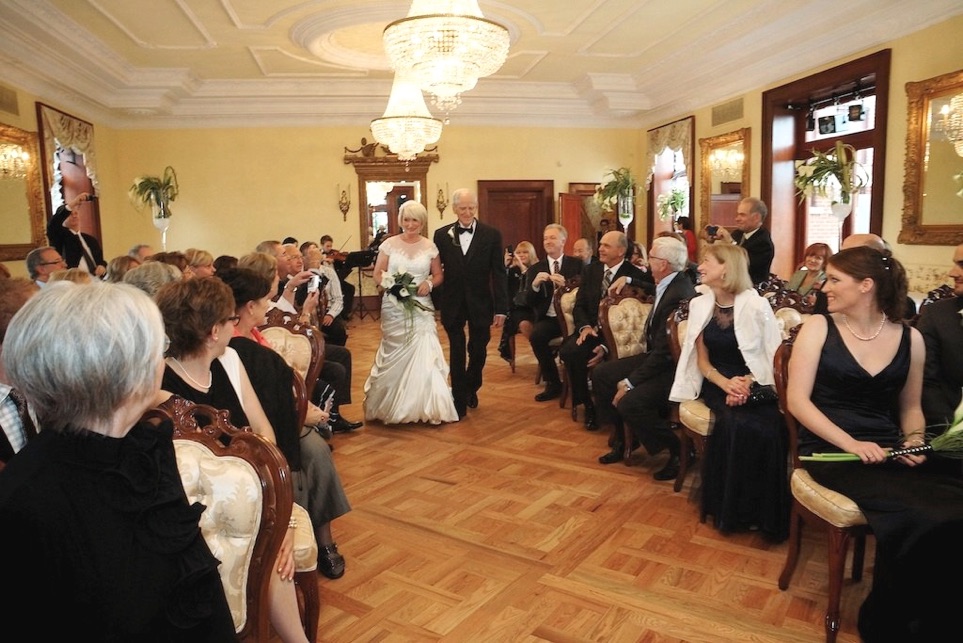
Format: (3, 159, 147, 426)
(313, 313, 871, 642)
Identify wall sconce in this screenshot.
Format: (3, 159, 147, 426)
(338, 183, 351, 221)
(436, 183, 449, 219)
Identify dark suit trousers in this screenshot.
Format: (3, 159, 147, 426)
(318, 344, 352, 406)
(558, 332, 603, 408)
(617, 368, 678, 456)
(591, 353, 645, 444)
(443, 308, 491, 403)
(528, 317, 564, 385)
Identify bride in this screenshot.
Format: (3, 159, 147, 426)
(364, 201, 459, 424)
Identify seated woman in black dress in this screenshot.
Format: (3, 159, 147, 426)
(217, 267, 352, 579)
(155, 277, 310, 643)
(498, 240, 538, 361)
(0, 282, 236, 640)
(670, 243, 788, 541)
(787, 246, 963, 641)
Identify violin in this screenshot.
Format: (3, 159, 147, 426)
(324, 250, 349, 263)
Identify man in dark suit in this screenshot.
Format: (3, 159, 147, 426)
(573, 237, 596, 266)
(433, 188, 509, 417)
(524, 224, 584, 401)
(46, 192, 107, 277)
(591, 236, 697, 479)
(916, 243, 963, 429)
(558, 230, 647, 429)
(706, 197, 773, 285)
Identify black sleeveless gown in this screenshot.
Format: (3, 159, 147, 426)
(700, 304, 789, 541)
(802, 317, 963, 641)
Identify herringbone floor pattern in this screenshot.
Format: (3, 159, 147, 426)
(314, 312, 870, 642)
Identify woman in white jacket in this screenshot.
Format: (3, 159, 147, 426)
(669, 243, 788, 541)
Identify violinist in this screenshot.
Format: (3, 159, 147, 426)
(320, 235, 355, 320)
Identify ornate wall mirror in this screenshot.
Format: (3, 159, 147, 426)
(899, 68, 963, 245)
(699, 128, 751, 233)
(343, 140, 438, 248)
(0, 123, 45, 261)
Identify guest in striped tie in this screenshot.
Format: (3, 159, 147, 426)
(0, 278, 41, 464)
(557, 231, 648, 429)
(521, 224, 583, 401)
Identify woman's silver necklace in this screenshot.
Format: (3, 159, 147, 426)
(168, 356, 213, 389)
(841, 314, 886, 341)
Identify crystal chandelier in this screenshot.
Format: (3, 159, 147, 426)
(710, 148, 745, 181)
(371, 74, 443, 161)
(0, 143, 29, 180)
(383, 0, 510, 115)
(937, 92, 963, 157)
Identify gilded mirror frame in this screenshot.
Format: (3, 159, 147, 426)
(699, 128, 751, 232)
(0, 123, 45, 261)
(899, 68, 963, 245)
(343, 142, 438, 247)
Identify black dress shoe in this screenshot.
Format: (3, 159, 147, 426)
(455, 402, 467, 418)
(331, 416, 363, 433)
(584, 406, 598, 431)
(535, 383, 562, 402)
(318, 543, 345, 579)
(653, 454, 680, 481)
(598, 449, 623, 464)
(467, 392, 478, 408)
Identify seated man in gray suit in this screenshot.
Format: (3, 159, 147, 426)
(590, 236, 696, 479)
(916, 242, 963, 429)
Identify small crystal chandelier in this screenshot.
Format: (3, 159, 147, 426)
(370, 74, 443, 161)
(937, 92, 963, 157)
(0, 143, 29, 180)
(383, 0, 510, 115)
(710, 148, 745, 181)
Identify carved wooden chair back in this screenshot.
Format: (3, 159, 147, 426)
(552, 277, 581, 412)
(599, 285, 654, 360)
(146, 395, 290, 641)
(773, 330, 871, 643)
(258, 314, 324, 402)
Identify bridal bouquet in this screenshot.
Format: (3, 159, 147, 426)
(381, 271, 433, 312)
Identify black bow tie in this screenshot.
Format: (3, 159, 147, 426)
(456, 226, 473, 235)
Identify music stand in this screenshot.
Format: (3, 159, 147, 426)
(345, 250, 378, 320)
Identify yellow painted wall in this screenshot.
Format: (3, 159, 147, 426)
(3, 13, 962, 278)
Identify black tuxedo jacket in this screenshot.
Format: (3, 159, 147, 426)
(627, 271, 697, 386)
(46, 205, 107, 271)
(916, 295, 963, 428)
(523, 254, 583, 320)
(572, 260, 647, 332)
(732, 226, 774, 284)
(432, 220, 509, 326)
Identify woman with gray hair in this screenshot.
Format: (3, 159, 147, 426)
(0, 282, 236, 639)
(123, 259, 182, 297)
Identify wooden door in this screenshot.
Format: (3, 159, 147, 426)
(385, 185, 415, 237)
(558, 193, 583, 255)
(477, 180, 554, 252)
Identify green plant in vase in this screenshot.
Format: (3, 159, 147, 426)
(794, 141, 866, 219)
(595, 167, 636, 227)
(129, 166, 179, 219)
(129, 166, 178, 250)
(657, 187, 687, 221)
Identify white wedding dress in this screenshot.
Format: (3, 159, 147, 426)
(363, 236, 459, 424)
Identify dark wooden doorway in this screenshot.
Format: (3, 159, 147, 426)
(384, 185, 415, 237)
(477, 180, 554, 252)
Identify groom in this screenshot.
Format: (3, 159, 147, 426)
(433, 188, 509, 418)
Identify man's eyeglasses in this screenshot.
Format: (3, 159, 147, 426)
(648, 255, 667, 262)
(39, 259, 66, 266)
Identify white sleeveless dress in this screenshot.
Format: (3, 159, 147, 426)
(363, 236, 459, 424)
